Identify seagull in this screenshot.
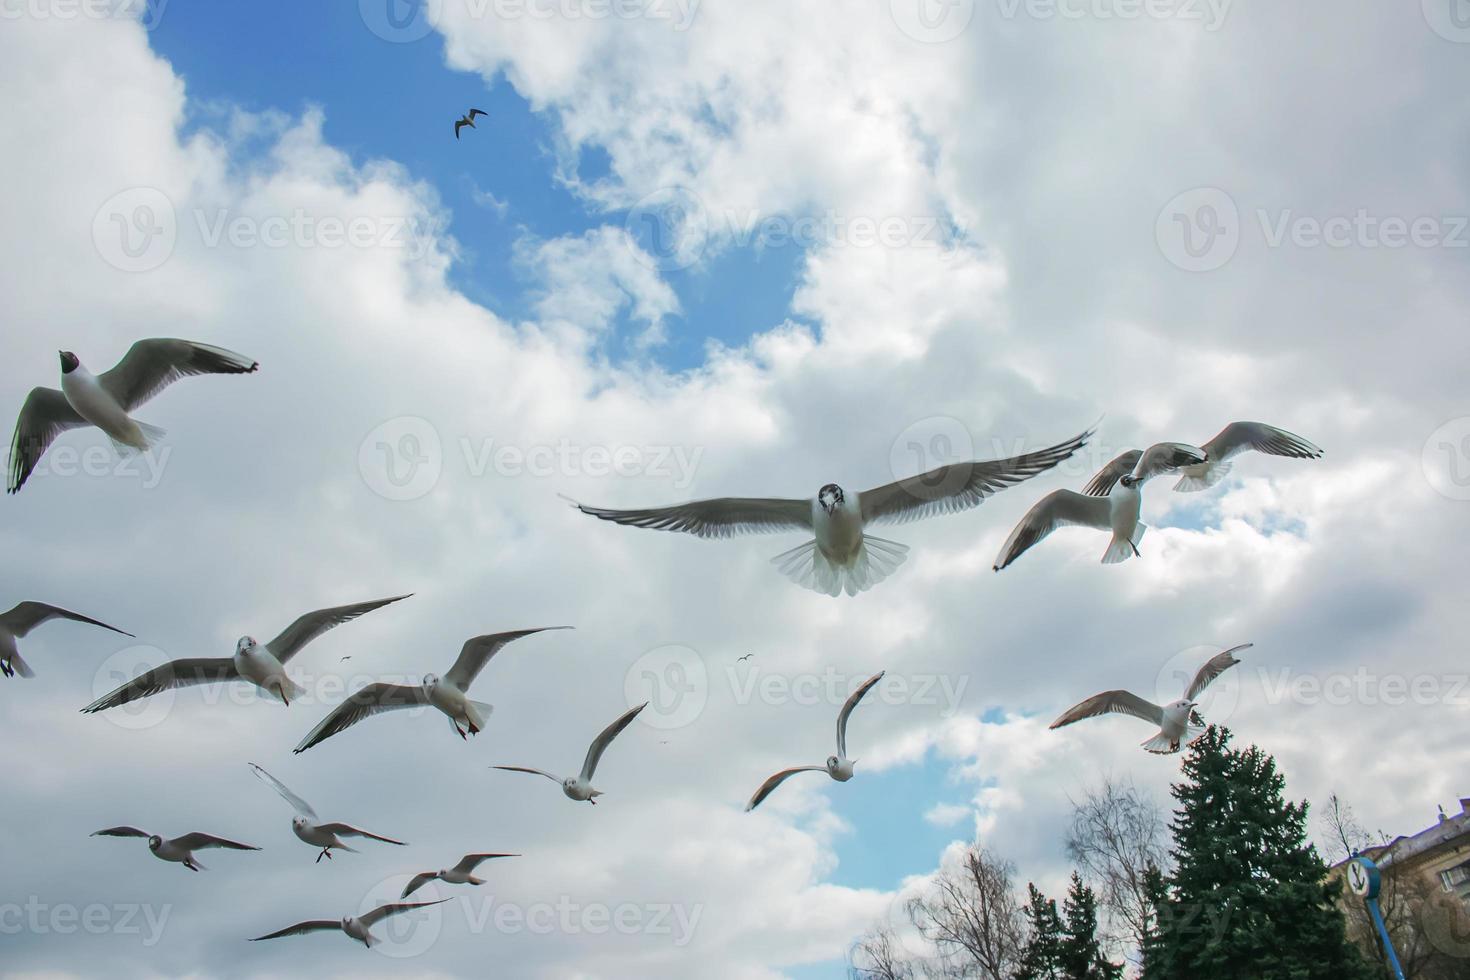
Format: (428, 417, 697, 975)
(993, 442, 1206, 572)
(82, 594, 410, 714)
(0, 601, 132, 678)
(1049, 643, 1251, 754)
(1084, 425, 1321, 495)
(737, 654, 753, 663)
(745, 670, 884, 811)
(248, 763, 406, 863)
(7, 339, 259, 494)
(250, 899, 448, 948)
(294, 627, 572, 753)
(567, 427, 1093, 597)
(401, 853, 519, 898)
(493, 701, 647, 804)
(91, 826, 259, 871)
(454, 108, 487, 139)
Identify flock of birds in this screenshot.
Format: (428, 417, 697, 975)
(4, 323, 1322, 947)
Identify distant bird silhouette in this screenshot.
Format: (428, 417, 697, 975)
(455, 108, 487, 140)
(737, 654, 753, 663)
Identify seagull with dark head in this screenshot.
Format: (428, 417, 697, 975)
(91, 825, 259, 872)
(567, 425, 1094, 596)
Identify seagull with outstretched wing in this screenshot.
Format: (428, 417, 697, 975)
(1171, 421, 1323, 491)
(248, 763, 406, 863)
(82, 594, 410, 714)
(493, 701, 646, 804)
(7, 339, 258, 493)
(401, 852, 519, 898)
(294, 626, 572, 752)
(746, 670, 885, 811)
(454, 108, 487, 139)
(0, 601, 131, 679)
(568, 426, 1093, 596)
(1049, 644, 1251, 754)
(91, 825, 259, 871)
(250, 899, 448, 948)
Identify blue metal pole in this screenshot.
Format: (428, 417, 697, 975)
(1365, 896, 1406, 980)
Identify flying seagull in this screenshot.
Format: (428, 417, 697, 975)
(493, 701, 647, 804)
(454, 108, 487, 139)
(250, 899, 448, 948)
(91, 826, 259, 871)
(746, 670, 884, 811)
(737, 654, 753, 663)
(248, 763, 406, 863)
(7, 339, 259, 493)
(993, 442, 1206, 572)
(294, 627, 572, 753)
(0, 601, 132, 679)
(401, 853, 519, 898)
(567, 426, 1093, 596)
(1049, 643, 1251, 754)
(82, 594, 410, 714)
(1083, 425, 1321, 495)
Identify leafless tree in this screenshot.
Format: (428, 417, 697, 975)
(1063, 777, 1168, 957)
(906, 844, 1024, 979)
(849, 927, 916, 980)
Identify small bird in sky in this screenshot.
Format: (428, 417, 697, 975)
(82, 595, 410, 713)
(737, 654, 753, 663)
(568, 426, 1093, 596)
(493, 702, 647, 804)
(746, 670, 884, 811)
(250, 900, 448, 948)
(91, 826, 259, 871)
(0, 601, 132, 679)
(454, 108, 487, 139)
(1049, 644, 1251, 754)
(294, 627, 572, 752)
(401, 853, 519, 898)
(1083, 424, 1321, 495)
(7, 339, 258, 493)
(248, 763, 406, 863)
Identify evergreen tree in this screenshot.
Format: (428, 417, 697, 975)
(1058, 872, 1124, 980)
(1016, 883, 1065, 980)
(1141, 726, 1377, 980)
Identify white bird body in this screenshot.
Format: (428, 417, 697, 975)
(59, 364, 151, 450)
(1103, 482, 1143, 565)
(812, 492, 864, 566)
(425, 674, 491, 735)
(292, 818, 353, 851)
(233, 638, 301, 704)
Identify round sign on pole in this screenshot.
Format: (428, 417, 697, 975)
(1348, 856, 1381, 900)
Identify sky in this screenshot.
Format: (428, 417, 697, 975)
(1, 0, 1469, 977)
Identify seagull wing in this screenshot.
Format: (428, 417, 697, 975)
(362, 899, 448, 928)
(250, 920, 341, 941)
(82, 658, 240, 713)
(1082, 449, 1143, 497)
(992, 490, 1112, 571)
(401, 872, 439, 899)
(292, 683, 430, 753)
(444, 626, 573, 691)
(247, 763, 318, 820)
(744, 767, 825, 812)
(317, 823, 405, 845)
(0, 602, 132, 639)
(1133, 442, 1208, 483)
(492, 765, 562, 783)
(1184, 643, 1251, 701)
(172, 832, 259, 851)
(858, 427, 1093, 527)
(581, 702, 647, 782)
(454, 119, 467, 138)
(1201, 421, 1323, 464)
(98, 339, 258, 413)
(92, 826, 151, 838)
(7, 387, 85, 494)
(836, 670, 884, 758)
(1050, 690, 1165, 729)
(568, 496, 811, 539)
(264, 594, 411, 665)
(468, 108, 487, 119)
(454, 853, 518, 874)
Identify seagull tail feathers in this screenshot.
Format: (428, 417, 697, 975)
(1101, 523, 1145, 565)
(8, 653, 34, 679)
(770, 536, 909, 597)
(1140, 731, 1178, 754)
(466, 700, 493, 732)
(1173, 461, 1229, 492)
